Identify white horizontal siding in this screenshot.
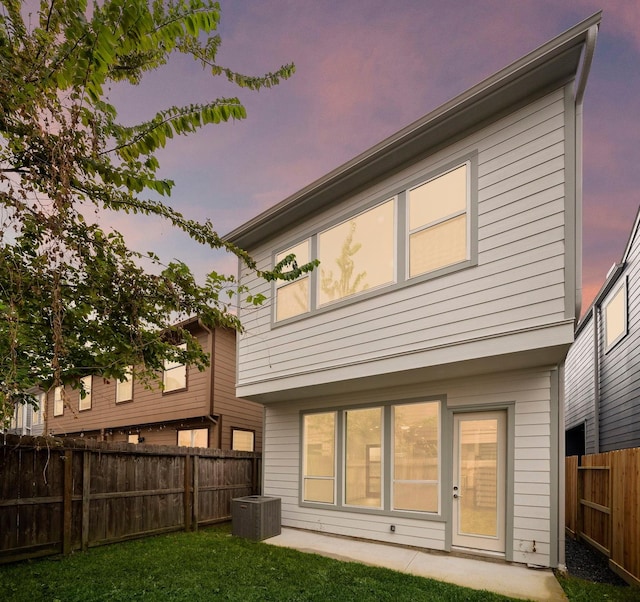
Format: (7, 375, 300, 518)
(237, 88, 570, 387)
(262, 368, 555, 566)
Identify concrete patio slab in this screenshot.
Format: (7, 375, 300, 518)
(265, 528, 567, 601)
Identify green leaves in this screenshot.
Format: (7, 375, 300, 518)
(0, 0, 304, 418)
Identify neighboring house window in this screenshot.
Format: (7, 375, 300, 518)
(128, 433, 140, 444)
(178, 428, 208, 447)
(273, 157, 474, 323)
(15, 403, 24, 430)
(53, 386, 64, 416)
(232, 428, 255, 452)
(604, 280, 627, 350)
(116, 367, 133, 403)
(318, 199, 395, 306)
(302, 412, 336, 504)
(408, 163, 469, 278)
(79, 375, 92, 411)
(163, 343, 187, 392)
(33, 392, 46, 426)
(275, 240, 311, 321)
(301, 400, 441, 514)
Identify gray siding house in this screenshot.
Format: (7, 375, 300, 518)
(565, 206, 640, 454)
(226, 15, 600, 569)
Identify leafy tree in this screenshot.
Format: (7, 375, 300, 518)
(0, 0, 315, 423)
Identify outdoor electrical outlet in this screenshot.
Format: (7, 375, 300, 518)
(390, 525, 396, 532)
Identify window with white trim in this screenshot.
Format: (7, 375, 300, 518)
(604, 280, 627, 350)
(79, 375, 92, 411)
(163, 343, 187, 392)
(53, 386, 64, 416)
(33, 392, 46, 425)
(301, 400, 441, 514)
(274, 157, 473, 323)
(116, 367, 133, 403)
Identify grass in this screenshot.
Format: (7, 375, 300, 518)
(0, 524, 634, 601)
(554, 574, 638, 602)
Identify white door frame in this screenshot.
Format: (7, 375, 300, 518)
(452, 410, 507, 554)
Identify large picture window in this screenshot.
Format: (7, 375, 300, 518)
(301, 400, 441, 514)
(318, 199, 395, 306)
(302, 412, 336, 504)
(408, 163, 468, 278)
(273, 156, 474, 323)
(604, 280, 627, 350)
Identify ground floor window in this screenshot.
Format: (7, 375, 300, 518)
(232, 428, 255, 451)
(177, 427, 208, 447)
(302, 399, 441, 513)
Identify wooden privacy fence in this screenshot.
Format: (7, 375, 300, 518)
(565, 448, 640, 587)
(0, 434, 261, 564)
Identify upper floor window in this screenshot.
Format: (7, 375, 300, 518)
(318, 199, 395, 306)
(274, 157, 474, 323)
(53, 385, 64, 416)
(408, 163, 468, 278)
(604, 279, 627, 350)
(116, 367, 133, 403)
(163, 343, 187, 392)
(275, 240, 311, 321)
(79, 375, 92, 411)
(33, 392, 46, 425)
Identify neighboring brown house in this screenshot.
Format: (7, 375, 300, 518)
(46, 321, 262, 451)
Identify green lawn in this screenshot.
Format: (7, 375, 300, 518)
(0, 524, 635, 601)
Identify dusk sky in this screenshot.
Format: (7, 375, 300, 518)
(105, 0, 639, 315)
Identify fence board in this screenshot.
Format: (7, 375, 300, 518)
(0, 434, 261, 564)
(566, 447, 640, 587)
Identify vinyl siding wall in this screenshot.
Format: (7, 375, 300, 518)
(598, 228, 640, 451)
(564, 315, 597, 454)
(263, 368, 556, 567)
(237, 88, 571, 390)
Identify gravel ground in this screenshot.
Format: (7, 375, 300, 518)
(564, 537, 628, 586)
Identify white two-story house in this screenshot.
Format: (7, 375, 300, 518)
(225, 14, 600, 568)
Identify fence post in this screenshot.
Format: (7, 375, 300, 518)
(184, 453, 192, 532)
(193, 455, 199, 531)
(82, 451, 91, 551)
(63, 449, 73, 555)
(576, 463, 584, 542)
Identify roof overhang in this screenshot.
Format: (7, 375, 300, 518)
(225, 12, 601, 249)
